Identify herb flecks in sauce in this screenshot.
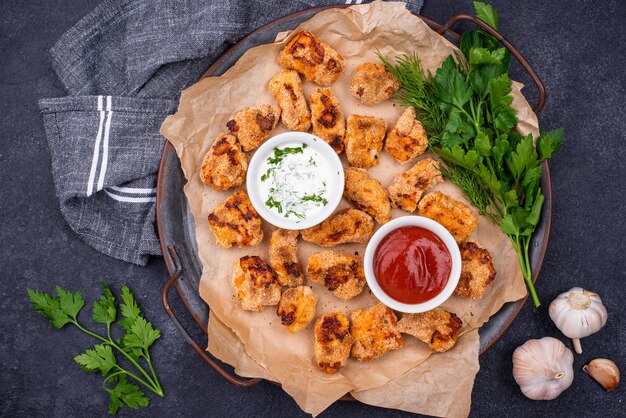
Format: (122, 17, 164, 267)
(259, 142, 330, 220)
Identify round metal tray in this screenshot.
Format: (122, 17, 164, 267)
(157, 5, 552, 388)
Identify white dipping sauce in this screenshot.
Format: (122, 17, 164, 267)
(257, 142, 331, 221)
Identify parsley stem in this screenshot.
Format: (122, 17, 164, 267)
(71, 320, 161, 393)
(143, 351, 162, 393)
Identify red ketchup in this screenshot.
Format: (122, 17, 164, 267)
(373, 226, 452, 304)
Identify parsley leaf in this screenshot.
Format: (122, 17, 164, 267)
(118, 285, 141, 333)
(93, 282, 116, 326)
(74, 344, 117, 375)
(469, 47, 506, 65)
(122, 316, 160, 351)
(107, 376, 150, 414)
(474, 1, 499, 30)
(56, 286, 86, 320)
(537, 128, 564, 161)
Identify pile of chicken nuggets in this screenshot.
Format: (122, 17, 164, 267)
(201, 31, 497, 373)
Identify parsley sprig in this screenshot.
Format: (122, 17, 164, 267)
(27, 283, 164, 414)
(380, 2, 563, 307)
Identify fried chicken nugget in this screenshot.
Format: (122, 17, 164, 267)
(226, 104, 280, 151)
(350, 303, 404, 361)
(344, 115, 387, 169)
(397, 308, 463, 352)
(208, 190, 263, 248)
(307, 251, 366, 301)
(388, 158, 443, 212)
(300, 209, 374, 247)
(350, 62, 400, 105)
(200, 133, 247, 190)
(310, 88, 345, 153)
(233, 256, 281, 312)
(269, 229, 304, 287)
(278, 31, 345, 86)
(314, 312, 354, 373)
(417, 192, 479, 244)
(269, 70, 311, 131)
(277, 286, 317, 333)
(344, 167, 391, 224)
(385, 107, 428, 163)
(455, 240, 496, 299)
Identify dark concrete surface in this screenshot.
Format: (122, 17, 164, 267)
(1, 0, 624, 416)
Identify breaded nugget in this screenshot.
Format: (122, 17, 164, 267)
(307, 251, 366, 300)
(344, 115, 387, 169)
(310, 88, 345, 153)
(350, 62, 400, 105)
(350, 303, 404, 361)
(388, 158, 443, 212)
(226, 104, 280, 151)
(385, 107, 429, 163)
(314, 312, 354, 373)
(208, 190, 263, 248)
(300, 209, 374, 247)
(278, 31, 345, 86)
(277, 286, 317, 333)
(344, 167, 391, 224)
(269, 229, 304, 287)
(417, 192, 479, 244)
(269, 70, 311, 131)
(397, 308, 463, 352)
(455, 240, 496, 299)
(233, 256, 281, 312)
(200, 133, 247, 190)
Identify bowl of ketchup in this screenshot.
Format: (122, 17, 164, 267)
(364, 216, 462, 313)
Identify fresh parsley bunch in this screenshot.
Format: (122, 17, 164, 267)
(380, 2, 563, 307)
(27, 283, 164, 414)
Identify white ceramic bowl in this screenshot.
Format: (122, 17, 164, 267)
(246, 131, 344, 230)
(363, 216, 462, 313)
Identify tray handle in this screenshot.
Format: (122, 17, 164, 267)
(162, 245, 261, 388)
(437, 14, 547, 113)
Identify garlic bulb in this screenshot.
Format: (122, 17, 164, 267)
(512, 337, 574, 400)
(584, 358, 620, 392)
(549, 287, 608, 354)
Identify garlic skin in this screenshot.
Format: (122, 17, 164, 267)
(549, 287, 607, 354)
(584, 358, 620, 392)
(512, 337, 574, 400)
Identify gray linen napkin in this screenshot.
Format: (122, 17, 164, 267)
(39, 0, 424, 265)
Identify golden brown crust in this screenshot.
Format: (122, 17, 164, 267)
(269, 70, 311, 131)
(455, 240, 496, 299)
(344, 115, 387, 169)
(200, 133, 247, 190)
(300, 208, 374, 247)
(269, 229, 304, 287)
(310, 87, 345, 153)
(417, 192, 478, 244)
(349, 62, 400, 105)
(278, 31, 345, 86)
(207, 190, 263, 248)
(277, 286, 317, 333)
(388, 158, 443, 212)
(384, 107, 428, 163)
(350, 303, 404, 361)
(397, 308, 463, 352)
(344, 167, 391, 224)
(307, 251, 366, 301)
(233, 256, 281, 312)
(226, 104, 280, 151)
(314, 312, 354, 373)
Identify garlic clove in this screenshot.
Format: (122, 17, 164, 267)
(512, 337, 574, 400)
(584, 358, 620, 392)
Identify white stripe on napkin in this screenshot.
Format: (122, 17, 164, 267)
(104, 189, 157, 203)
(109, 186, 157, 194)
(87, 95, 105, 197)
(96, 96, 113, 192)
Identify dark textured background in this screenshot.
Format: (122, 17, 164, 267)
(1, 0, 624, 416)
